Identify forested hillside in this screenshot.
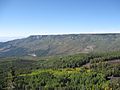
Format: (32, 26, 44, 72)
(0, 51, 120, 90)
(0, 33, 120, 90)
(1, 34, 120, 57)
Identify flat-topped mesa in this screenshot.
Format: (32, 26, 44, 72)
(1, 33, 120, 57)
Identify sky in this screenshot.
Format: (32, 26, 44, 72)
(0, 0, 120, 41)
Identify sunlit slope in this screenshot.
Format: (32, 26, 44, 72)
(1, 34, 120, 57)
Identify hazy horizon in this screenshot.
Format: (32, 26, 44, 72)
(0, 0, 120, 37)
(0, 36, 25, 42)
(1, 32, 120, 42)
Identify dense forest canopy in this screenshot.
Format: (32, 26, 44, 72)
(0, 51, 120, 90)
(1, 0, 120, 89)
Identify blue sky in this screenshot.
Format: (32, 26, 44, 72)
(0, 0, 120, 39)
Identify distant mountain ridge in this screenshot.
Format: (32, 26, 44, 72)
(0, 33, 120, 57)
